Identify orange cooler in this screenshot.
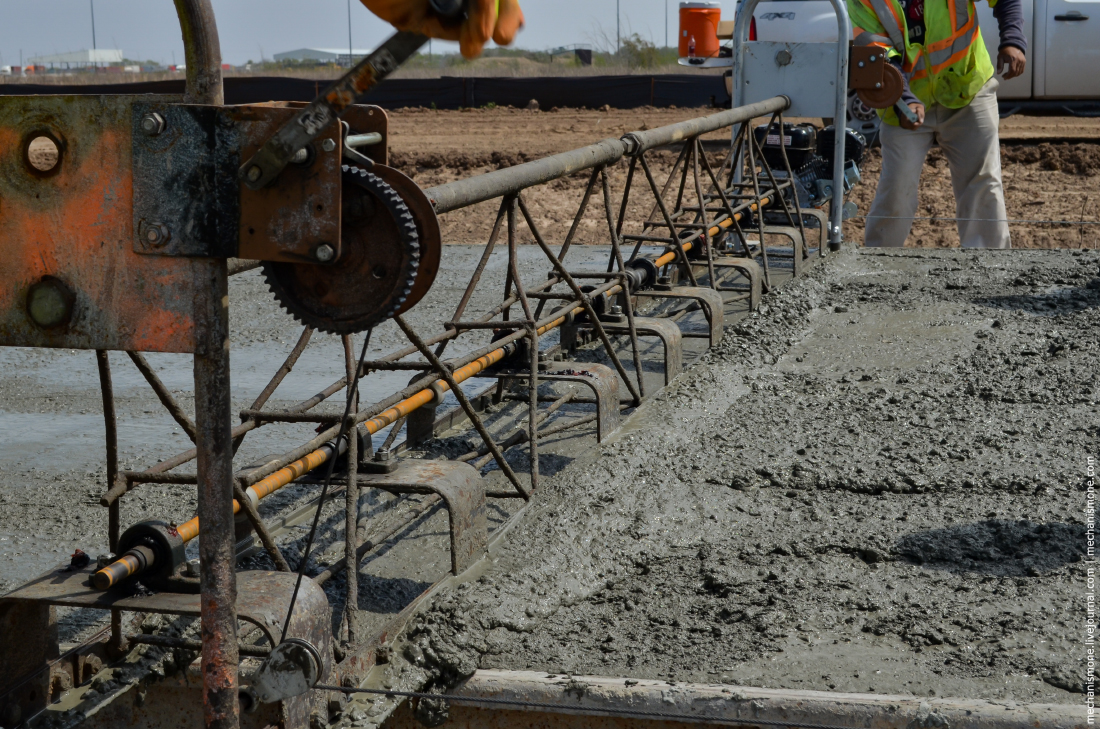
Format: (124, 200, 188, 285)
(679, 1, 723, 58)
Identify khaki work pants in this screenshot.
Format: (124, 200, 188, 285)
(864, 78, 1010, 249)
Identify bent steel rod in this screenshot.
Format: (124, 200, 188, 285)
(93, 194, 772, 589)
(96, 103, 784, 593)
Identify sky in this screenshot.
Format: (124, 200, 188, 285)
(0, 0, 738, 68)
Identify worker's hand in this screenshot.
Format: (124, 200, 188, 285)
(360, 0, 524, 59)
(898, 102, 925, 130)
(997, 46, 1026, 80)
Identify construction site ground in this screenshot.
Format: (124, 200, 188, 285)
(0, 106, 1095, 718)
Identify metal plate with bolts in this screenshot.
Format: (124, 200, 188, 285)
(0, 95, 205, 353)
(740, 42, 844, 118)
(849, 44, 887, 89)
(636, 286, 726, 348)
(132, 102, 345, 263)
(361, 460, 487, 575)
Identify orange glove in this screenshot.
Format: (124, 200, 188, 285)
(360, 0, 524, 59)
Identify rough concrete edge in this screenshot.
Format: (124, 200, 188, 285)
(449, 670, 1087, 729)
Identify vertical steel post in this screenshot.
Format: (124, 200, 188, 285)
(193, 266, 238, 729)
(95, 351, 127, 656)
(342, 335, 361, 646)
(175, 2, 236, 728)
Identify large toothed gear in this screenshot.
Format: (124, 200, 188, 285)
(263, 165, 421, 334)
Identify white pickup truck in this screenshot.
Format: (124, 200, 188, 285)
(720, 0, 1099, 142)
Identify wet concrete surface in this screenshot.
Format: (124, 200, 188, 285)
(2, 241, 1092, 709)
(397, 247, 1095, 706)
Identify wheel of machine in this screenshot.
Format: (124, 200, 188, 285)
(846, 90, 882, 148)
(263, 165, 420, 334)
(371, 164, 441, 316)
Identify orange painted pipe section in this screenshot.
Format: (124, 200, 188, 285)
(652, 195, 772, 269)
(170, 344, 517, 549)
(91, 546, 152, 590)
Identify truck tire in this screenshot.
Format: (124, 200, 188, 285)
(845, 90, 881, 148)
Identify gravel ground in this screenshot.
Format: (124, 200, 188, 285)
(396, 246, 1095, 706)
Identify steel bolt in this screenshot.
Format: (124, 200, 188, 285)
(140, 112, 166, 137)
(610, 304, 624, 316)
(141, 221, 171, 248)
(314, 244, 336, 263)
(875, 82, 882, 88)
(291, 147, 310, 164)
(27, 276, 75, 329)
(321, 138, 337, 153)
(246, 165, 263, 183)
(870, 54, 877, 62)
(374, 447, 392, 463)
(858, 61, 865, 68)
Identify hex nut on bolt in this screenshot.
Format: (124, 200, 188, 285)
(140, 112, 166, 137)
(140, 220, 171, 249)
(314, 244, 336, 263)
(246, 165, 263, 183)
(321, 138, 337, 153)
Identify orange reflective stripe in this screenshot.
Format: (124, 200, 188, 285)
(927, 17, 979, 71)
(909, 54, 929, 80)
(931, 42, 974, 74)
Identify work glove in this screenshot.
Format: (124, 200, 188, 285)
(360, 0, 524, 59)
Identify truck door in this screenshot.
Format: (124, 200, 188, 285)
(1042, 0, 1100, 97)
(976, 0, 1034, 99)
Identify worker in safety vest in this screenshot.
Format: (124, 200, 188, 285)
(848, 0, 1026, 248)
(361, 0, 524, 59)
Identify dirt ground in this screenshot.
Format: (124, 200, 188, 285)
(386, 106, 1100, 250)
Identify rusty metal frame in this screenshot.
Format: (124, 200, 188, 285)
(0, 55, 814, 729)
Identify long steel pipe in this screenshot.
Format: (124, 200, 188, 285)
(426, 139, 626, 214)
(620, 97, 789, 156)
(174, 2, 239, 729)
(426, 99, 789, 219)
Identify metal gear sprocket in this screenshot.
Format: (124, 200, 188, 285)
(262, 165, 420, 334)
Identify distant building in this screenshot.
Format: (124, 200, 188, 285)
(27, 49, 124, 69)
(273, 48, 372, 66)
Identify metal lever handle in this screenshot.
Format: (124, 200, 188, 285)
(1054, 13, 1088, 20)
(894, 101, 920, 126)
(239, 0, 469, 191)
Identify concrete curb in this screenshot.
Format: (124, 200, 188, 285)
(429, 670, 1086, 728)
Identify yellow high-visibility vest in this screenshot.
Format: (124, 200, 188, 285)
(847, 0, 996, 124)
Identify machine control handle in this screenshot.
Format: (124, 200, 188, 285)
(239, 1, 469, 191)
(894, 101, 921, 126)
(1054, 12, 1088, 19)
